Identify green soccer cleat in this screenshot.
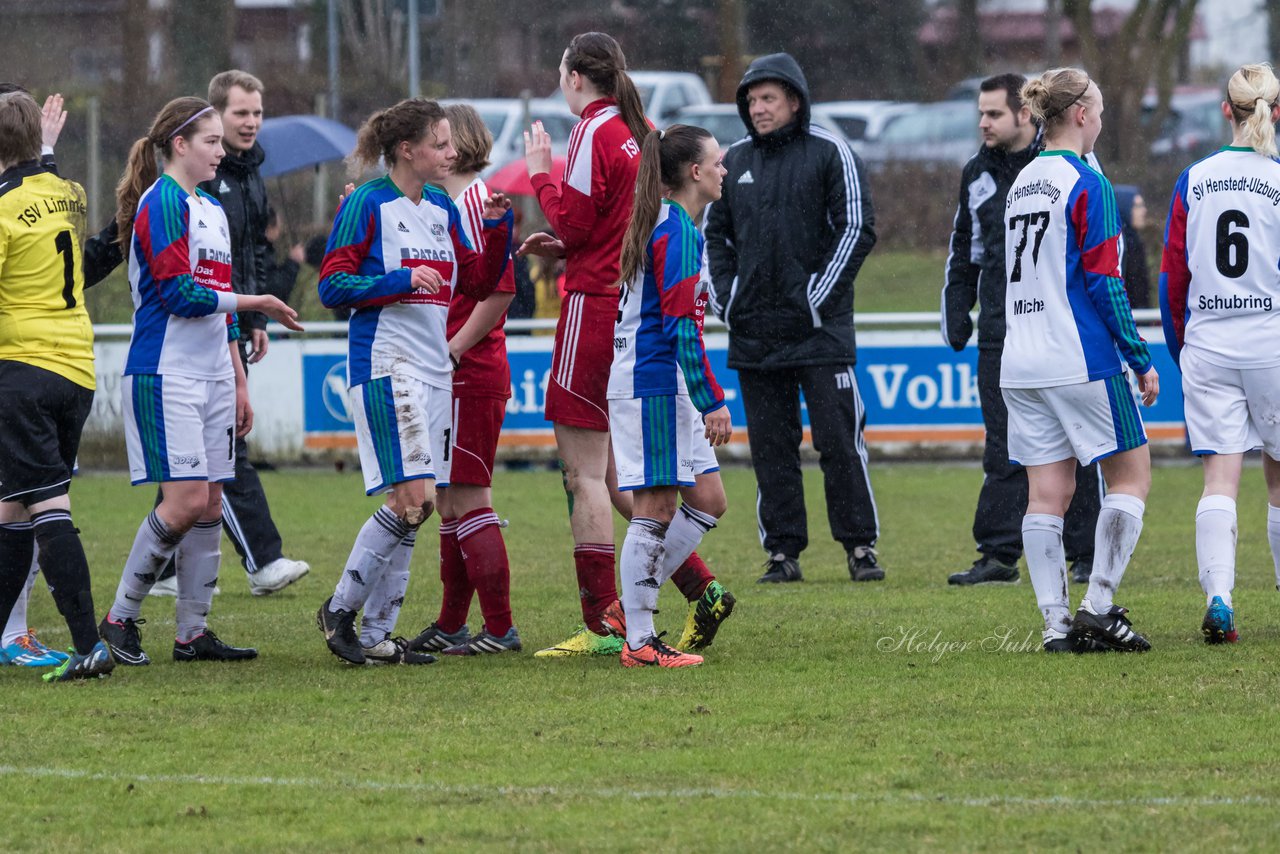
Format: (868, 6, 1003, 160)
(533, 625, 624, 658)
(677, 580, 736, 650)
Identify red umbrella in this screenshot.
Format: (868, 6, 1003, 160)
(486, 156, 567, 197)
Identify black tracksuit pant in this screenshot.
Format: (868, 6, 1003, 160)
(737, 364, 879, 559)
(975, 348, 1100, 565)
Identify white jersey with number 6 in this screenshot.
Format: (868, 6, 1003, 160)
(1159, 146, 1280, 369)
(1000, 151, 1151, 389)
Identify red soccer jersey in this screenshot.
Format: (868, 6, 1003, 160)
(448, 176, 516, 399)
(531, 98, 645, 296)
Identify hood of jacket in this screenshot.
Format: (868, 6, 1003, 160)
(736, 52, 811, 146)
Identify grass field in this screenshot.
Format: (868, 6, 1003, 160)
(5, 463, 1280, 852)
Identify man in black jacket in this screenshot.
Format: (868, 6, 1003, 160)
(706, 53, 882, 584)
(942, 73, 1100, 586)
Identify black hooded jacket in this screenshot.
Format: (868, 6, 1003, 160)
(199, 142, 270, 334)
(705, 53, 877, 369)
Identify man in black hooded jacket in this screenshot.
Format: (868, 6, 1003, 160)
(705, 53, 882, 584)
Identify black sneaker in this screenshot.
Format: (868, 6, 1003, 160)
(316, 596, 365, 664)
(173, 629, 258, 662)
(98, 615, 150, 666)
(757, 553, 802, 583)
(1042, 632, 1108, 653)
(1069, 558, 1093, 584)
(848, 546, 885, 582)
(363, 636, 437, 665)
(1067, 602, 1151, 652)
(948, 556, 1020, 586)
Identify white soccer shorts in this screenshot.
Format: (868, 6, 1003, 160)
(1181, 344, 1280, 457)
(610, 394, 718, 491)
(1003, 373, 1147, 466)
(350, 373, 452, 495)
(123, 374, 237, 485)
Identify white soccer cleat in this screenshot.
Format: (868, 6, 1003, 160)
(249, 558, 310, 596)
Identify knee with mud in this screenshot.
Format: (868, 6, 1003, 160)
(402, 500, 435, 530)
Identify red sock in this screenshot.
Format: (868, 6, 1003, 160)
(573, 543, 617, 634)
(671, 551, 715, 602)
(457, 507, 513, 637)
(436, 518, 472, 633)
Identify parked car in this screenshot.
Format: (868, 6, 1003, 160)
(443, 97, 578, 174)
(858, 100, 978, 169)
(674, 104, 749, 150)
(811, 100, 916, 152)
(627, 71, 714, 127)
(1144, 89, 1230, 161)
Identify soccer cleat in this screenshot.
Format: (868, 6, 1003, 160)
(533, 625, 624, 658)
(0, 631, 67, 667)
(621, 633, 703, 668)
(147, 575, 178, 597)
(948, 556, 1020, 586)
(316, 596, 365, 664)
(407, 622, 471, 653)
(1069, 558, 1093, 585)
(443, 626, 523, 655)
(42, 641, 115, 682)
(249, 557, 310, 596)
(98, 615, 151, 666)
(1042, 631, 1075, 653)
(363, 636, 437, 665)
(1067, 601, 1151, 652)
(677, 580, 736, 650)
(1202, 595, 1238, 645)
(757, 553, 802, 583)
(173, 630, 258, 662)
(848, 546, 885, 582)
(600, 599, 627, 637)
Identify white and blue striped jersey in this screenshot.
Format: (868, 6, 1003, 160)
(1000, 151, 1151, 389)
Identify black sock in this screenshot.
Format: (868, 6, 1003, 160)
(32, 509, 99, 655)
(0, 522, 35, 637)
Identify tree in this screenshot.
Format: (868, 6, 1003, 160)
(170, 1, 235, 98)
(1064, 0, 1200, 181)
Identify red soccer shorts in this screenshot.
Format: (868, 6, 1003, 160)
(449, 395, 507, 487)
(544, 291, 616, 433)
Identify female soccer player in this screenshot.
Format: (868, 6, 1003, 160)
(0, 91, 113, 681)
(99, 97, 302, 666)
(610, 124, 732, 668)
(1160, 63, 1280, 644)
(315, 98, 512, 666)
(407, 103, 521, 656)
(1003, 69, 1159, 653)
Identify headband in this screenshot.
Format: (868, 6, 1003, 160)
(1043, 81, 1090, 120)
(168, 105, 215, 140)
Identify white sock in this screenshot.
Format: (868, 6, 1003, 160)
(2, 548, 38, 646)
(660, 504, 717, 577)
(620, 517, 667, 648)
(1023, 514, 1070, 635)
(360, 532, 416, 646)
(175, 519, 223, 643)
(1196, 495, 1236, 607)
(110, 511, 184, 622)
(1083, 493, 1145, 613)
(1267, 505, 1280, 590)
(331, 506, 411, 614)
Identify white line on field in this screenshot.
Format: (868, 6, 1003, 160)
(1, 765, 1273, 809)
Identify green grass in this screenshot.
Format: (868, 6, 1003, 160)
(5, 463, 1280, 852)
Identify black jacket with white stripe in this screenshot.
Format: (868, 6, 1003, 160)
(705, 52, 876, 370)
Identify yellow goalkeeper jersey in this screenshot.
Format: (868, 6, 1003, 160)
(0, 162, 94, 389)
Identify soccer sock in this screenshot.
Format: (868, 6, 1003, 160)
(574, 542, 617, 635)
(671, 552, 715, 602)
(331, 506, 410, 614)
(1267, 505, 1280, 590)
(663, 505, 718, 600)
(2, 542, 38, 646)
(1022, 514, 1070, 635)
(174, 518, 222, 644)
(361, 532, 415, 646)
(436, 518, 473, 633)
(0, 523, 35, 650)
(620, 517, 668, 648)
(110, 511, 184, 623)
(1083, 493, 1146, 614)
(1195, 495, 1237, 608)
(458, 507, 513, 637)
(32, 509, 99, 655)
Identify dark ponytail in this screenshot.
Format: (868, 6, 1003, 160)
(617, 124, 713, 289)
(565, 32, 649, 145)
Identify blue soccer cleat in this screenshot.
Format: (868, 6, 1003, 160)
(1202, 595, 1238, 645)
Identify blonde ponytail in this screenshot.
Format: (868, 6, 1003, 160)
(1227, 63, 1280, 158)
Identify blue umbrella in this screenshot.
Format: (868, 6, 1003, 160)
(258, 115, 357, 178)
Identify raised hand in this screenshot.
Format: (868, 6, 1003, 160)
(40, 94, 66, 150)
(523, 121, 553, 177)
(482, 192, 512, 219)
